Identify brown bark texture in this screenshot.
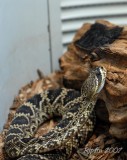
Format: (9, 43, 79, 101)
(60, 19, 127, 140)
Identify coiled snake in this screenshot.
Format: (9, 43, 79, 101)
(4, 66, 106, 160)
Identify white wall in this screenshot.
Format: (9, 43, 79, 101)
(0, 0, 50, 130)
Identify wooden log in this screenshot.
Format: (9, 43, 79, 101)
(60, 20, 127, 139)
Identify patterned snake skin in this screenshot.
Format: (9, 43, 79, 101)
(4, 67, 106, 160)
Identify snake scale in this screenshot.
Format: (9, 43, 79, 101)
(4, 66, 106, 160)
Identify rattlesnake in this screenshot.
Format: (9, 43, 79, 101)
(4, 66, 106, 160)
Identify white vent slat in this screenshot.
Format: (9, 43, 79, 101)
(61, 4, 127, 21)
(62, 32, 74, 45)
(61, 0, 127, 8)
(62, 17, 127, 33)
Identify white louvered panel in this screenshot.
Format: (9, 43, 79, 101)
(61, 0, 127, 50)
(61, 5, 127, 21)
(61, 0, 127, 8)
(62, 17, 127, 33)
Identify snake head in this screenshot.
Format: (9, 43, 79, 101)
(81, 66, 106, 98)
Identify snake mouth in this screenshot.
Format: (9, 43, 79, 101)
(95, 67, 106, 93)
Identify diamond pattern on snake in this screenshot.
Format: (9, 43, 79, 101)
(4, 66, 106, 160)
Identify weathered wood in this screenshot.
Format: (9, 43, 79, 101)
(60, 20, 127, 140)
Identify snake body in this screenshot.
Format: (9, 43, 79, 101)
(4, 67, 106, 160)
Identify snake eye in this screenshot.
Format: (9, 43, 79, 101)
(90, 52, 100, 61)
